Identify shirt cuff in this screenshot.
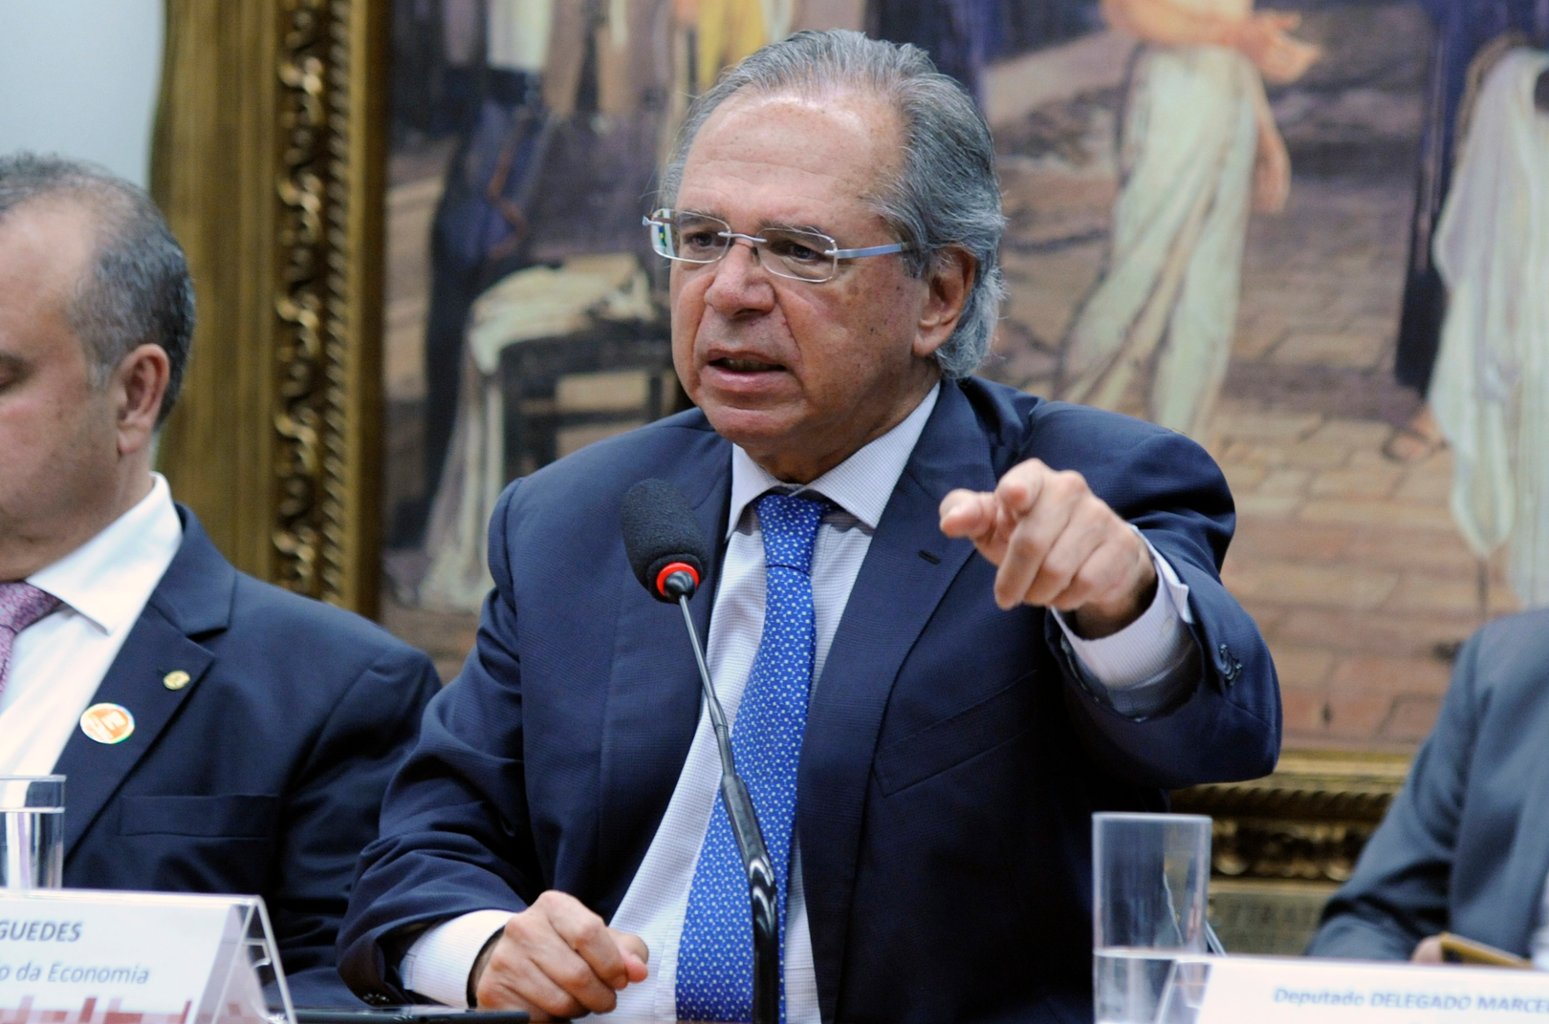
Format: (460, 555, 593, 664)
(400, 909, 512, 1007)
(1053, 533, 1196, 696)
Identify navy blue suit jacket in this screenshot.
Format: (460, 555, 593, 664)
(1309, 608, 1549, 961)
(340, 378, 1279, 1022)
(55, 507, 440, 1007)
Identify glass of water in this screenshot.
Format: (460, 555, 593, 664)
(1093, 812, 1211, 1024)
(0, 775, 65, 889)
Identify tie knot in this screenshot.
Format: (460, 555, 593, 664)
(755, 491, 828, 573)
(0, 582, 58, 635)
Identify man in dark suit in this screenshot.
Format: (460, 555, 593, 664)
(339, 30, 1279, 1023)
(0, 153, 441, 1006)
(1308, 608, 1549, 965)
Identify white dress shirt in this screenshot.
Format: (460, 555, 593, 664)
(0, 474, 182, 775)
(403, 385, 1196, 1019)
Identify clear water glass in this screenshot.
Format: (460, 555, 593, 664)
(1093, 812, 1211, 1024)
(0, 774, 65, 889)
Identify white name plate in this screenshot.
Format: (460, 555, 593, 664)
(0, 890, 274, 1023)
(1184, 955, 1549, 1024)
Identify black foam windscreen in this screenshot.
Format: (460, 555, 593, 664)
(620, 478, 709, 601)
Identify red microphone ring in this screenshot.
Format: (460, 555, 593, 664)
(655, 561, 701, 594)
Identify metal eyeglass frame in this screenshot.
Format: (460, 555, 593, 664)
(643, 208, 912, 283)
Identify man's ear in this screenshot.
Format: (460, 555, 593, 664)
(913, 246, 975, 359)
(114, 343, 171, 456)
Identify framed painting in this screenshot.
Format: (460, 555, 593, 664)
(151, 0, 1548, 952)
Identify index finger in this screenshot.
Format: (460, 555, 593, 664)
(993, 459, 1051, 515)
(939, 488, 996, 537)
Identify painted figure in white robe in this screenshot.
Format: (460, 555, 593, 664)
(1429, 47, 1549, 607)
(1057, 0, 1318, 440)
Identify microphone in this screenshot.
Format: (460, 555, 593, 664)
(620, 479, 779, 1024)
(620, 478, 707, 602)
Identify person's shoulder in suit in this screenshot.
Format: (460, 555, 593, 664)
(957, 375, 1209, 457)
(177, 526, 441, 707)
(226, 568, 437, 677)
(1457, 606, 1549, 701)
(486, 405, 726, 533)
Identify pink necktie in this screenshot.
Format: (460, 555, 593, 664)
(0, 582, 60, 694)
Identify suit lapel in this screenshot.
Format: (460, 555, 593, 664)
(597, 444, 732, 896)
(54, 508, 233, 859)
(797, 383, 997, 1015)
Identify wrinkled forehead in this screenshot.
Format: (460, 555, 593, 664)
(677, 88, 905, 230)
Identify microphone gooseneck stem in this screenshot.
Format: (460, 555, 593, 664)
(676, 595, 781, 1024)
(678, 596, 730, 751)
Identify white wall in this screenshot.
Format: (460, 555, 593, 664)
(0, 0, 164, 187)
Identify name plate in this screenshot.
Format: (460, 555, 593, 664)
(0, 890, 281, 1024)
(1177, 955, 1549, 1024)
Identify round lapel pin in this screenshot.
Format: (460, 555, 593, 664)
(80, 703, 136, 745)
(163, 669, 191, 691)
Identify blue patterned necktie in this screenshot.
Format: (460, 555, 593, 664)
(676, 491, 828, 1023)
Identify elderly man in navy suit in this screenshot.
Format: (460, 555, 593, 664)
(0, 153, 440, 1006)
(340, 30, 1280, 1024)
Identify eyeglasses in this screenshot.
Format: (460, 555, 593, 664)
(643, 209, 911, 283)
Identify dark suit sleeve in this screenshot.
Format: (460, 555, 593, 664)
(1029, 408, 1281, 788)
(1306, 631, 1484, 959)
(274, 641, 442, 1005)
(339, 483, 541, 1000)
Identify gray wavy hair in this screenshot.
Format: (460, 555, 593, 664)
(657, 29, 1005, 378)
(0, 152, 194, 424)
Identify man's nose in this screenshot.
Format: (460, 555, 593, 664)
(703, 237, 775, 313)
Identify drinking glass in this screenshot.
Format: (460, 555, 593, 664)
(0, 774, 65, 889)
(1093, 812, 1211, 1024)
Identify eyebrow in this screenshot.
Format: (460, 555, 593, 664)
(680, 209, 836, 238)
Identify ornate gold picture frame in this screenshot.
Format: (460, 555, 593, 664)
(154, 0, 387, 611)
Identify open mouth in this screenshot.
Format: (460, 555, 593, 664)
(714, 357, 784, 373)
